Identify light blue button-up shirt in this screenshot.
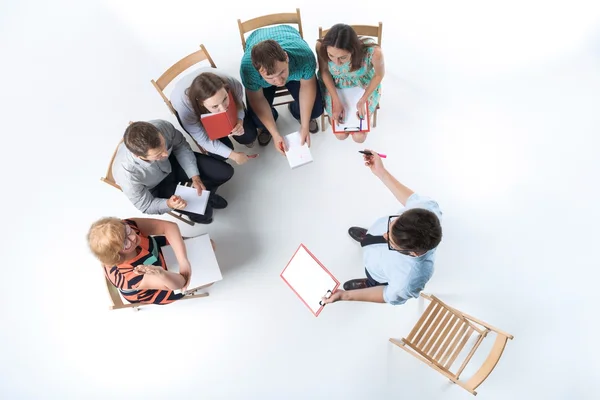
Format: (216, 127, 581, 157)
(363, 193, 442, 305)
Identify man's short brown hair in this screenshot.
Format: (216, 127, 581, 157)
(251, 40, 287, 75)
(123, 121, 162, 157)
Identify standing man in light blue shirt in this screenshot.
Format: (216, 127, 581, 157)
(324, 150, 443, 306)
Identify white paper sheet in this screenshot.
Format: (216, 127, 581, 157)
(281, 245, 338, 315)
(161, 234, 222, 294)
(334, 87, 368, 132)
(284, 131, 313, 169)
(174, 185, 210, 215)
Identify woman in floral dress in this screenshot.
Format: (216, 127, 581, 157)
(316, 23, 385, 143)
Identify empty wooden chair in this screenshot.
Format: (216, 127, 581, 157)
(318, 22, 383, 130)
(237, 8, 304, 108)
(389, 293, 513, 395)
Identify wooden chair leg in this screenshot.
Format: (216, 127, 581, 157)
(181, 292, 209, 300)
(168, 211, 195, 226)
(321, 113, 326, 131)
(373, 108, 378, 127)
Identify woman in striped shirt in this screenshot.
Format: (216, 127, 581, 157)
(87, 217, 192, 305)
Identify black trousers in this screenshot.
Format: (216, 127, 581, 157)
(246, 80, 324, 129)
(150, 153, 233, 222)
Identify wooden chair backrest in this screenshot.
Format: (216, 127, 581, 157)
(318, 22, 383, 45)
(100, 138, 124, 191)
(150, 44, 217, 115)
(464, 333, 511, 392)
(237, 8, 303, 51)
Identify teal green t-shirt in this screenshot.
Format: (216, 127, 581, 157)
(240, 25, 316, 91)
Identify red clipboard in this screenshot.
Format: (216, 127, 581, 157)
(331, 99, 371, 134)
(280, 244, 340, 317)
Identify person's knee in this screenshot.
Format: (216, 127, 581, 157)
(352, 133, 367, 143)
(335, 133, 349, 141)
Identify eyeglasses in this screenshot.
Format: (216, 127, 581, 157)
(123, 224, 137, 251)
(387, 215, 414, 256)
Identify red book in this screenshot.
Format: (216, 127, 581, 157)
(200, 90, 238, 140)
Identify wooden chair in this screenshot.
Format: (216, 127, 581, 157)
(389, 293, 513, 396)
(237, 8, 304, 108)
(104, 275, 210, 311)
(318, 22, 383, 131)
(100, 138, 196, 226)
(150, 44, 217, 153)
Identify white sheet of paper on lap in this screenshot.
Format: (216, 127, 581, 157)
(280, 244, 340, 317)
(174, 185, 210, 215)
(334, 86, 369, 132)
(161, 234, 222, 294)
(284, 131, 313, 169)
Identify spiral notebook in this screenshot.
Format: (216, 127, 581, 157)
(280, 244, 340, 317)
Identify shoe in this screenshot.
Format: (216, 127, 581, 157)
(189, 216, 213, 224)
(209, 194, 228, 209)
(343, 278, 369, 291)
(245, 140, 255, 148)
(257, 128, 272, 146)
(309, 119, 319, 133)
(348, 226, 367, 242)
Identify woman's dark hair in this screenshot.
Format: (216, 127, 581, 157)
(186, 72, 243, 118)
(317, 24, 377, 71)
(390, 209, 442, 254)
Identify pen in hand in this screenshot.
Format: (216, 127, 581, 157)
(358, 150, 387, 159)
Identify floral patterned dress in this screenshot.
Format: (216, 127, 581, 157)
(318, 41, 382, 117)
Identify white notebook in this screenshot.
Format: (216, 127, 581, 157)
(280, 244, 340, 317)
(174, 185, 210, 215)
(333, 86, 369, 133)
(284, 131, 313, 169)
(160, 234, 222, 294)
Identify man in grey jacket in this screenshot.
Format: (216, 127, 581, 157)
(113, 119, 234, 224)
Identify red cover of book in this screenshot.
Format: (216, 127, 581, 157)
(200, 90, 238, 140)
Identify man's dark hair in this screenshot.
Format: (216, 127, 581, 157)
(251, 40, 287, 75)
(123, 121, 162, 157)
(391, 209, 442, 254)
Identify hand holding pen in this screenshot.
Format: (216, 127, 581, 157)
(360, 149, 387, 177)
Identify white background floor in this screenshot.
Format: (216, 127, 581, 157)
(2, 0, 600, 399)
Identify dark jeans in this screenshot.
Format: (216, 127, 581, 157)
(365, 269, 388, 288)
(150, 153, 233, 222)
(246, 80, 324, 129)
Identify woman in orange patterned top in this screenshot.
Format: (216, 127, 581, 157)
(87, 217, 192, 305)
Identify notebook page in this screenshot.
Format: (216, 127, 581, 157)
(161, 234, 222, 294)
(282, 246, 337, 314)
(174, 185, 210, 215)
(335, 87, 367, 131)
(284, 131, 313, 169)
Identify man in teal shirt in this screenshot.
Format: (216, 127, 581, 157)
(240, 25, 323, 152)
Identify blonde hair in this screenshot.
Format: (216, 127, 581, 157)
(87, 217, 127, 265)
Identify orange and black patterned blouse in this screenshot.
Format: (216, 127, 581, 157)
(102, 219, 184, 305)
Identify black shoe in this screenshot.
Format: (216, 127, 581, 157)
(209, 194, 228, 209)
(348, 226, 367, 242)
(257, 128, 272, 146)
(343, 278, 369, 291)
(189, 215, 213, 224)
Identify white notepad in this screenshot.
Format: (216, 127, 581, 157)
(174, 185, 211, 215)
(280, 244, 340, 317)
(284, 131, 313, 169)
(160, 234, 222, 294)
(333, 87, 369, 132)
